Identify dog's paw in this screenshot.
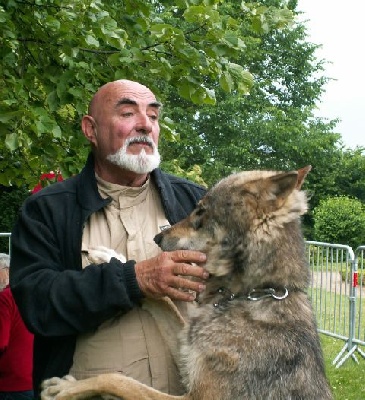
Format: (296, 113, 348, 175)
(41, 375, 76, 400)
(88, 246, 126, 264)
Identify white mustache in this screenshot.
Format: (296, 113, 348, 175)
(106, 135, 161, 174)
(126, 136, 154, 148)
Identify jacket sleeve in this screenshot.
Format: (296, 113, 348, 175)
(153, 170, 207, 225)
(9, 195, 143, 337)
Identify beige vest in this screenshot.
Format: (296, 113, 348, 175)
(69, 177, 186, 394)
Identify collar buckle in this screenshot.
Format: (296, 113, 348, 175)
(247, 287, 288, 301)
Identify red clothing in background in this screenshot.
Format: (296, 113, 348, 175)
(0, 286, 33, 391)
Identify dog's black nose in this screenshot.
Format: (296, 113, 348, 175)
(154, 232, 163, 246)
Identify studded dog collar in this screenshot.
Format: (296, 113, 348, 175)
(212, 286, 291, 308)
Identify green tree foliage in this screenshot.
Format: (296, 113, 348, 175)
(0, 185, 29, 250)
(332, 148, 365, 203)
(313, 196, 365, 249)
(160, 1, 342, 193)
(2, 0, 365, 241)
(0, 0, 294, 187)
(158, 0, 348, 240)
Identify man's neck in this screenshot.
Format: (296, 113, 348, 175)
(94, 160, 150, 187)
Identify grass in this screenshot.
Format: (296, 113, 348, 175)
(321, 334, 365, 400)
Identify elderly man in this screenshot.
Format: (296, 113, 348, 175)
(10, 80, 208, 398)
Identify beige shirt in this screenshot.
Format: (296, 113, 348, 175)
(70, 176, 186, 394)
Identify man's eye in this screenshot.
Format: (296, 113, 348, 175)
(149, 114, 158, 121)
(121, 112, 133, 117)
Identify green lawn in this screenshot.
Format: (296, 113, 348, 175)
(321, 335, 365, 400)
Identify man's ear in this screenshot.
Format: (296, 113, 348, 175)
(81, 115, 98, 146)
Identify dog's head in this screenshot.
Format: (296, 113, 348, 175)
(155, 166, 311, 284)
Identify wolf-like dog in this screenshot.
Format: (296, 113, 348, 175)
(41, 166, 333, 400)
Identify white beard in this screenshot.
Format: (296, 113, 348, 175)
(106, 136, 161, 174)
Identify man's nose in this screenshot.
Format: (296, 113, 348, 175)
(135, 114, 153, 133)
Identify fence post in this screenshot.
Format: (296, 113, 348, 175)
(305, 241, 365, 368)
(332, 249, 365, 367)
(0, 232, 11, 255)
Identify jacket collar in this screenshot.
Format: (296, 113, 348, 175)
(76, 152, 111, 212)
(76, 152, 195, 225)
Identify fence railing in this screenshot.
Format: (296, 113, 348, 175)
(0, 232, 11, 255)
(306, 241, 365, 368)
(1, 233, 364, 369)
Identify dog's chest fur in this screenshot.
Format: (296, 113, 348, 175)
(179, 292, 324, 398)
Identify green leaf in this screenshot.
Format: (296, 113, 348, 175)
(52, 125, 62, 138)
(0, 111, 21, 123)
(184, 6, 220, 25)
(85, 34, 100, 47)
(219, 71, 234, 92)
(226, 63, 254, 94)
(5, 132, 19, 151)
(160, 117, 179, 142)
(44, 15, 61, 31)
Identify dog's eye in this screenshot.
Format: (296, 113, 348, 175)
(222, 237, 230, 246)
(192, 217, 203, 230)
(195, 207, 205, 216)
(191, 207, 205, 230)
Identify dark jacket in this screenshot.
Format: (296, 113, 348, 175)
(9, 153, 206, 396)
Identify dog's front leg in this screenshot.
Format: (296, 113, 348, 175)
(42, 375, 84, 400)
(41, 374, 135, 400)
(41, 373, 187, 400)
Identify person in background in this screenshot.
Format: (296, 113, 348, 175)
(10, 79, 208, 398)
(0, 253, 34, 400)
(0, 255, 9, 291)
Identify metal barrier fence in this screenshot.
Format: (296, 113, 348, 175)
(1, 233, 364, 368)
(0, 232, 11, 255)
(306, 241, 365, 368)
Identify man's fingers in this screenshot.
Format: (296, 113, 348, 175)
(174, 263, 209, 280)
(170, 250, 206, 264)
(172, 275, 206, 293)
(135, 251, 208, 301)
(165, 286, 197, 302)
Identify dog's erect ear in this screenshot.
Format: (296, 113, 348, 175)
(296, 165, 311, 189)
(269, 165, 311, 199)
(267, 166, 311, 208)
(269, 171, 299, 202)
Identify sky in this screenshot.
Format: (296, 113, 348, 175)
(296, 0, 365, 149)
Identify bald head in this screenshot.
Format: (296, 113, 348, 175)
(81, 79, 162, 185)
(88, 80, 159, 118)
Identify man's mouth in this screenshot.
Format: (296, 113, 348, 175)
(127, 137, 154, 149)
(130, 141, 152, 147)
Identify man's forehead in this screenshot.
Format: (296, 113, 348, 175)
(110, 80, 155, 98)
(90, 80, 161, 115)
(115, 97, 162, 109)
(106, 83, 159, 107)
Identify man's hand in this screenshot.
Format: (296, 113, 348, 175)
(134, 250, 208, 301)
